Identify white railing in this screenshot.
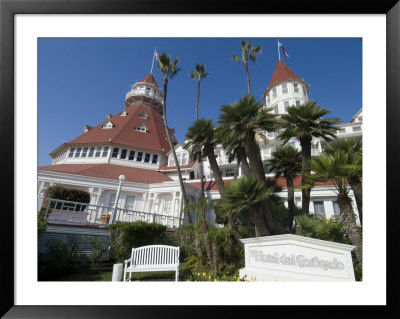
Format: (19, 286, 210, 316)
(40, 198, 182, 229)
(125, 89, 163, 104)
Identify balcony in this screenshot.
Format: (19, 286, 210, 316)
(125, 88, 163, 105)
(40, 198, 182, 229)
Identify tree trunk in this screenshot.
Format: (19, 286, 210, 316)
(349, 177, 362, 225)
(194, 233, 204, 265)
(162, 79, 192, 224)
(238, 147, 251, 175)
(245, 63, 251, 95)
(196, 79, 201, 121)
(233, 158, 240, 180)
(337, 193, 362, 271)
(300, 136, 312, 215)
(243, 131, 274, 234)
(200, 218, 214, 274)
(286, 170, 295, 232)
(204, 144, 242, 243)
(250, 206, 269, 237)
(212, 241, 219, 277)
(198, 154, 205, 200)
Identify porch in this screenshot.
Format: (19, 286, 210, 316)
(40, 197, 183, 229)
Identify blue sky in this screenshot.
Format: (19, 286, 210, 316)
(38, 38, 362, 166)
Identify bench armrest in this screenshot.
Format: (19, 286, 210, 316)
(124, 258, 132, 265)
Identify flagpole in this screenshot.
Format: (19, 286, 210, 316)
(277, 39, 281, 61)
(150, 47, 156, 74)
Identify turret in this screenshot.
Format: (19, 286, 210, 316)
(125, 73, 164, 114)
(264, 61, 309, 115)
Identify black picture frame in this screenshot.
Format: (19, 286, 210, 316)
(1, 0, 398, 317)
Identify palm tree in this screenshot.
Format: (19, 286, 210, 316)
(279, 101, 341, 215)
(215, 126, 251, 178)
(232, 40, 262, 94)
(189, 63, 209, 121)
(157, 52, 191, 224)
(269, 145, 302, 232)
(189, 64, 209, 199)
(185, 197, 216, 275)
(184, 119, 242, 242)
(223, 175, 272, 237)
(309, 152, 362, 271)
(219, 95, 278, 233)
(324, 138, 363, 225)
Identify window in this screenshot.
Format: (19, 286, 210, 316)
(163, 199, 172, 214)
(152, 154, 158, 164)
(358, 116, 363, 122)
(112, 148, 119, 158)
(109, 193, 116, 207)
(75, 148, 82, 157)
(272, 88, 277, 98)
(282, 83, 288, 94)
(266, 93, 270, 103)
(82, 148, 88, 157)
(144, 153, 151, 163)
(125, 195, 136, 211)
(88, 147, 95, 157)
(332, 201, 340, 218)
(135, 124, 147, 132)
(169, 155, 175, 166)
(68, 148, 75, 158)
(303, 87, 307, 96)
(181, 152, 188, 165)
(225, 169, 235, 177)
(294, 83, 299, 93)
(102, 147, 109, 157)
(274, 105, 279, 114)
(140, 112, 148, 119)
(95, 147, 102, 157)
(338, 128, 346, 134)
(284, 101, 290, 112)
(295, 100, 301, 106)
(128, 150, 135, 161)
(313, 201, 325, 218)
(120, 149, 128, 159)
(136, 152, 143, 162)
(102, 121, 113, 129)
(352, 126, 361, 132)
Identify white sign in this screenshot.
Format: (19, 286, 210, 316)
(240, 234, 355, 281)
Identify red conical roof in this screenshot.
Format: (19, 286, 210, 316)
(267, 60, 304, 90)
(140, 73, 159, 88)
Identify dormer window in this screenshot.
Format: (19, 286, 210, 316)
(140, 112, 148, 119)
(106, 114, 112, 120)
(135, 123, 148, 132)
(102, 121, 113, 129)
(120, 110, 127, 116)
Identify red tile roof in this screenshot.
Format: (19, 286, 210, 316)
(140, 73, 159, 88)
(38, 163, 173, 184)
(188, 175, 336, 190)
(159, 160, 195, 171)
(65, 103, 177, 152)
(267, 61, 302, 89)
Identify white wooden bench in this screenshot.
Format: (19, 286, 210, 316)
(123, 245, 180, 282)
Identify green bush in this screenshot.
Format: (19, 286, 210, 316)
(46, 185, 90, 205)
(294, 214, 348, 243)
(38, 208, 48, 237)
(109, 221, 167, 262)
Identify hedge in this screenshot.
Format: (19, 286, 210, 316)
(109, 221, 168, 262)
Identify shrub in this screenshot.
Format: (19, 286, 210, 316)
(38, 208, 48, 237)
(46, 185, 90, 204)
(109, 221, 167, 262)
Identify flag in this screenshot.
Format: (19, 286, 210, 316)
(277, 40, 283, 48)
(281, 46, 289, 58)
(154, 50, 159, 62)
